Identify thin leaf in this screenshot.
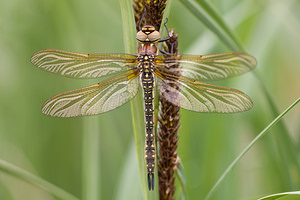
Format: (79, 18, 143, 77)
(176, 162, 189, 200)
(0, 159, 79, 200)
(195, 0, 244, 51)
(82, 117, 100, 200)
(179, 0, 243, 51)
(119, 0, 149, 198)
(204, 98, 300, 200)
(115, 144, 142, 199)
(258, 191, 300, 200)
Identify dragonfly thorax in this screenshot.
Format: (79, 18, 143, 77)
(137, 54, 155, 73)
(138, 54, 155, 62)
(138, 43, 158, 55)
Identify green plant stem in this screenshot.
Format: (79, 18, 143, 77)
(204, 98, 300, 200)
(0, 159, 79, 200)
(82, 117, 100, 200)
(119, 0, 149, 198)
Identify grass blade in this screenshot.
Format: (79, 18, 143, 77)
(204, 98, 300, 200)
(119, 0, 149, 198)
(179, 0, 243, 51)
(258, 191, 300, 200)
(82, 118, 100, 200)
(176, 162, 189, 200)
(0, 159, 79, 200)
(114, 143, 142, 199)
(194, 0, 244, 50)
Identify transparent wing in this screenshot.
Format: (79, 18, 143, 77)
(42, 70, 140, 117)
(155, 70, 253, 113)
(31, 49, 138, 78)
(155, 52, 256, 81)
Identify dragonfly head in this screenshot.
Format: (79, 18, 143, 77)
(136, 25, 161, 43)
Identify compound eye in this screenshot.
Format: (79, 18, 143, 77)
(136, 31, 147, 42)
(148, 31, 161, 42)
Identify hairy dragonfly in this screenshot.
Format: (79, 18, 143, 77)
(31, 24, 256, 190)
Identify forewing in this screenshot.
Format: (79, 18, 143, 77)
(155, 70, 253, 113)
(31, 49, 138, 78)
(155, 52, 256, 81)
(42, 70, 140, 117)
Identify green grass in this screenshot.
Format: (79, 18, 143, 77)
(0, 0, 300, 199)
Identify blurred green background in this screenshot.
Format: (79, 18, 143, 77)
(0, 0, 299, 199)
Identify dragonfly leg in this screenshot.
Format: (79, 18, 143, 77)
(139, 8, 146, 30)
(158, 18, 170, 42)
(159, 39, 178, 55)
(159, 49, 170, 55)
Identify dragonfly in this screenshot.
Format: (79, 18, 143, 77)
(31, 23, 256, 191)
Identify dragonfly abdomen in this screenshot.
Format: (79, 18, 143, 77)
(141, 72, 155, 190)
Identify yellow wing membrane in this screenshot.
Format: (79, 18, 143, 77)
(154, 52, 256, 113)
(31, 49, 138, 79)
(155, 52, 256, 81)
(42, 70, 140, 117)
(155, 73, 252, 113)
